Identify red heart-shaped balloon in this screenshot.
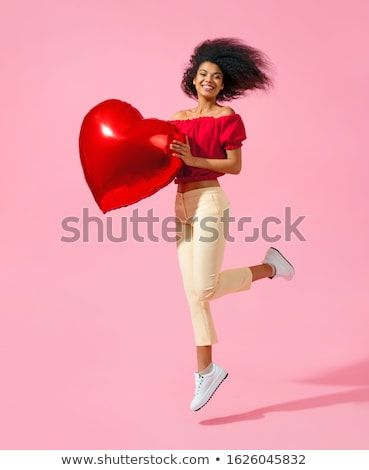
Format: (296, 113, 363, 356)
(79, 99, 184, 212)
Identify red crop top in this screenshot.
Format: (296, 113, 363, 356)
(170, 113, 246, 184)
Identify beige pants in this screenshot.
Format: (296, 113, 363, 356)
(175, 187, 253, 346)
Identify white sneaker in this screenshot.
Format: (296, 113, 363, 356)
(263, 247, 295, 281)
(190, 363, 228, 411)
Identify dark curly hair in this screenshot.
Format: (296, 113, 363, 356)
(181, 38, 272, 101)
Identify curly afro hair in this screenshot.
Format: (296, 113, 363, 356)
(181, 38, 272, 101)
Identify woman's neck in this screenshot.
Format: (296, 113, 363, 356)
(191, 101, 222, 117)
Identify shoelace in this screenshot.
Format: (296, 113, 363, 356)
(194, 375, 204, 396)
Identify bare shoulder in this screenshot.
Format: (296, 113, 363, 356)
(170, 110, 190, 120)
(218, 106, 236, 117)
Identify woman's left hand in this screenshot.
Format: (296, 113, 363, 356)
(170, 136, 195, 166)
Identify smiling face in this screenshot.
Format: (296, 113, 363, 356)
(193, 61, 224, 99)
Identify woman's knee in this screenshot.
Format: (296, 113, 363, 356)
(195, 284, 217, 302)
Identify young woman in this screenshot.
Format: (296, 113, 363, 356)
(169, 38, 294, 411)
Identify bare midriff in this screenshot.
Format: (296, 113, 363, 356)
(177, 179, 220, 193)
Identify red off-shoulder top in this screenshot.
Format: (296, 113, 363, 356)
(170, 113, 246, 184)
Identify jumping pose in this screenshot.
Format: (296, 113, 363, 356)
(169, 38, 294, 411)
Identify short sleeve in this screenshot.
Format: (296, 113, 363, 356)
(220, 114, 247, 150)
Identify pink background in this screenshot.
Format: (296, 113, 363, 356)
(1, 0, 369, 450)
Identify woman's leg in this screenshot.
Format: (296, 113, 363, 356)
(195, 264, 274, 370)
(197, 345, 212, 372)
(191, 189, 253, 302)
(176, 188, 294, 410)
(249, 263, 274, 281)
(176, 191, 219, 348)
(176, 229, 219, 347)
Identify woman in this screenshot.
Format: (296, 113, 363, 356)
(169, 38, 294, 411)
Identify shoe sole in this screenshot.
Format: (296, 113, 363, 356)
(270, 247, 295, 279)
(193, 372, 229, 412)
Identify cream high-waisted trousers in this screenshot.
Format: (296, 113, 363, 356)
(175, 186, 253, 346)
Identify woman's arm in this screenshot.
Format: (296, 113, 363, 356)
(170, 138, 242, 175)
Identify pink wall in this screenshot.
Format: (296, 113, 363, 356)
(1, 0, 369, 450)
